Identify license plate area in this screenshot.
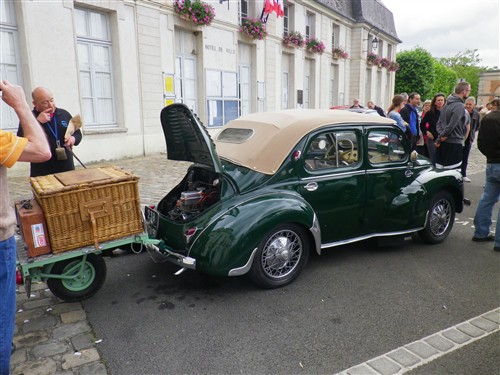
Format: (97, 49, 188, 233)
(144, 206, 159, 237)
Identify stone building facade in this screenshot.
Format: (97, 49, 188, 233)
(1, 0, 400, 170)
(477, 70, 500, 106)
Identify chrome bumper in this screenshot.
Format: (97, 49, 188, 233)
(146, 243, 196, 270)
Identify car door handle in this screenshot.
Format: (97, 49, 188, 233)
(405, 170, 413, 178)
(304, 182, 318, 191)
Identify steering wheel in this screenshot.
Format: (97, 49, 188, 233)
(324, 144, 336, 160)
(338, 139, 357, 164)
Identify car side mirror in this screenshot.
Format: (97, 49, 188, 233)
(410, 150, 418, 162)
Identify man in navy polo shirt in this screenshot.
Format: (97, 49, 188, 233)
(17, 87, 82, 177)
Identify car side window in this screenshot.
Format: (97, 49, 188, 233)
(305, 130, 359, 171)
(368, 130, 406, 164)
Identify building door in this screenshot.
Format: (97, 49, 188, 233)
(175, 29, 198, 112)
(239, 43, 252, 116)
(282, 54, 290, 109)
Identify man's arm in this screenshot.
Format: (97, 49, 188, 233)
(1, 80, 51, 162)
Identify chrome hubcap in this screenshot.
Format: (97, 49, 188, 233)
(430, 199, 451, 236)
(261, 230, 302, 279)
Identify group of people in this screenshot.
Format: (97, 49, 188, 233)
(354, 84, 500, 252)
(1, 80, 80, 374)
(388, 83, 500, 252)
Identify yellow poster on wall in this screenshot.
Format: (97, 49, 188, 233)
(165, 76, 174, 95)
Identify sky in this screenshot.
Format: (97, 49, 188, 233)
(381, 0, 500, 68)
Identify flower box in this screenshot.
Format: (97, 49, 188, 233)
(367, 52, 381, 66)
(332, 46, 349, 60)
(282, 31, 305, 48)
(173, 0, 215, 27)
(305, 37, 325, 55)
(239, 17, 267, 40)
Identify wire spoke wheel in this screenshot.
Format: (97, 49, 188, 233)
(249, 224, 309, 288)
(429, 198, 452, 236)
(418, 191, 455, 244)
(261, 230, 302, 278)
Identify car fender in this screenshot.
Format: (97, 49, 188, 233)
(416, 169, 464, 213)
(188, 191, 320, 276)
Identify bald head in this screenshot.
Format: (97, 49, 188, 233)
(32, 86, 56, 114)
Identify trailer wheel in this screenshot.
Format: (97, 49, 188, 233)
(47, 254, 106, 302)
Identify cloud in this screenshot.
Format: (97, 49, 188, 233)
(381, 0, 500, 67)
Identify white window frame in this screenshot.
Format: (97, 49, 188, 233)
(76, 8, 116, 127)
(305, 12, 315, 39)
(1, 0, 23, 129)
(239, 64, 251, 116)
(283, 3, 289, 35)
(331, 22, 339, 49)
(282, 72, 289, 109)
(239, 0, 248, 22)
(206, 69, 239, 127)
(175, 55, 198, 112)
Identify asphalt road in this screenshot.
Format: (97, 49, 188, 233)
(82, 168, 499, 375)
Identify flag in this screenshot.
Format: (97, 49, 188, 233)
(264, 0, 284, 18)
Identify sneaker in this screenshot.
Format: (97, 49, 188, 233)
(494, 247, 500, 252)
(463, 176, 471, 182)
(472, 234, 495, 242)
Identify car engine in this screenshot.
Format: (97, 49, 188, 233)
(158, 168, 220, 222)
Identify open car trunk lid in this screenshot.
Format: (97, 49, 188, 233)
(160, 104, 223, 173)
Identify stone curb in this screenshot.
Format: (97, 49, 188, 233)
(337, 308, 500, 375)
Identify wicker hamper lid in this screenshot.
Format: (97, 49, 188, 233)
(30, 166, 139, 196)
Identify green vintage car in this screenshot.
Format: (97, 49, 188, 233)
(144, 104, 464, 288)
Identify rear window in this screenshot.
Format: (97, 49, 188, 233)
(216, 128, 254, 143)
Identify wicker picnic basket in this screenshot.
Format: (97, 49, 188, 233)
(30, 167, 144, 253)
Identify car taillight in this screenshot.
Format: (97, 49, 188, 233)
(184, 227, 197, 243)
(16, 269, 23, 285)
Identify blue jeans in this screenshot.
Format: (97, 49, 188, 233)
(473, 164, 500, 247)
(0, 236, 16, 375)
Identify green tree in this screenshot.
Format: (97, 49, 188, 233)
(395, 47, 436, 100)
(439, 49, 483, 98)
(431, 60, 457, 98)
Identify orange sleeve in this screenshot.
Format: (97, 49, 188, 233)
(0, 130, 28, 168)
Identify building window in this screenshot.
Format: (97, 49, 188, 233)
(331, 22, 339, 49)
(239, 43, 253, 116)
(304, 59, 313, 109)
(378, 40, 384, 58)
(239, 0, 248, 23)
(387, 44, 393, 59)
(175, 29, 198, 112)
(1, 0, 22, 129)
(75, 8, 116, 127)
(283, 3, 289, 35)
(329, 64, 339, 107)
(175, 56, 197, 112)
(305, 12, 315, 39)
(206, 70, 239, 127)
(282, 53, 291, 109)
(283, 2, 294, 36)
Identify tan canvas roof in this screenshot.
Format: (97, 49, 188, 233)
(214, 109, 395, 175)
